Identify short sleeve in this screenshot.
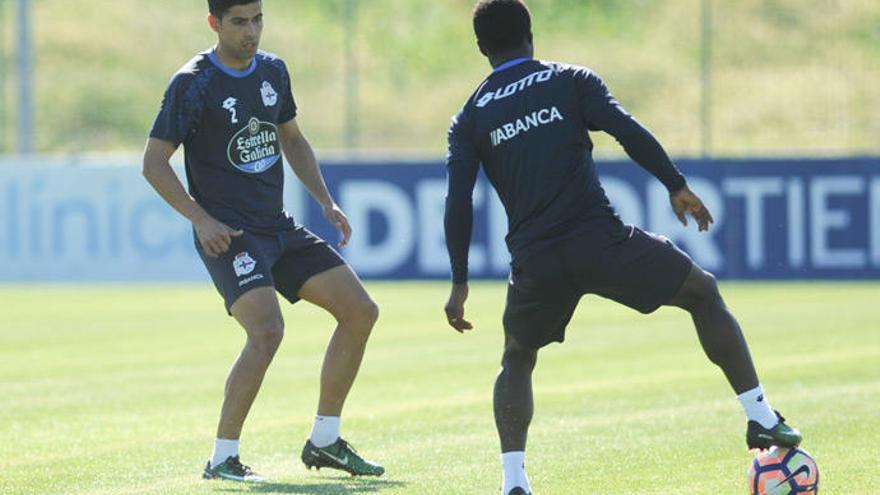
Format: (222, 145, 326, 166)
(277, 61, 298, 124)
(149, 73, 203, 145)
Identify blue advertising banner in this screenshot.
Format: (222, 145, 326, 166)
(0, 164, 206, 281)
(0, 157, 877, 281)
(305, 157, 880, 280)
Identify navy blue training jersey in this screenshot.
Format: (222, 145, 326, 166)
(445, 58, 686, 282)
(150, 49, 297, 233)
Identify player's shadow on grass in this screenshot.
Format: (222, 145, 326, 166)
(216, 477, 407, 494)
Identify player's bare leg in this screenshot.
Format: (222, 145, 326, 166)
(667, 264, 757, 393)
(298, 264, 384, 476)
(494, 335, 537, 495)
(667, 263, 801, 449)
(299, 265, 378, 416)
(204, 286, 283, 481)
(221, 287, 285, 439)
(495, 336, 537, 451)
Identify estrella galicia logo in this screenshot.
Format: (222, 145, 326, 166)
(227, 117, 281, 174)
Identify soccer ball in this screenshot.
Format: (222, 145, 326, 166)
(748, 446, 819, 494)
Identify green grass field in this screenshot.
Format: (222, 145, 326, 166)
(1, 282, 878, 494)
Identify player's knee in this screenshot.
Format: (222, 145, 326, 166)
(339, 296, 379, 333)
(683, 269, 723, 313)
(250, 319, 285, 356)
(501, 339, 537, 372)
(363, 298, 380, 326)
(356, 297, 379, 327)
(696, 270, 723, 306)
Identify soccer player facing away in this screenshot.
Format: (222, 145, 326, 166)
(142, 0, 383, 481)
(443, 2, 802, 494)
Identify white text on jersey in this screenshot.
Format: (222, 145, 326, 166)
(476, 69, 554, 108)
(222, 97, 239, 124)
(490, 106, 564, 147)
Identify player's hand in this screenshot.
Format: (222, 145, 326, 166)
(322, 202, 352, 248)
(444, 282, 473, 333)
(193, 213, 243, 258)
(670, 185, 714, 232)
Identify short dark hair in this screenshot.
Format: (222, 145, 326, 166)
(473, 0, 532, 54)
(208, 0, 260, 19)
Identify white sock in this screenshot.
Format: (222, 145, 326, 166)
(309, 415, 341, 448)
(211, 438, 240, 468)
(737, 385, 778, 429)
(501, 451, 531, 495)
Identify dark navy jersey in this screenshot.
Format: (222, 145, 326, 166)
(445, 58, 686, 282)
(150, 49, 297, 233)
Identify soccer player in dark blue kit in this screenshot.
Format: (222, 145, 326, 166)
(142, 0, 382, 481)
(443, 2, 802, 493)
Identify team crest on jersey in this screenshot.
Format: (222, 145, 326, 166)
(260, 81, 278, 107)
(233, 252, 257, 277)
(227, 117, 281, 173)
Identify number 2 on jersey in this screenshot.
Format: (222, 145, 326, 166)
(222, 97, 239, 124)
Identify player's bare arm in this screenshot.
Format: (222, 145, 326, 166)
(278, 119, 351, 247)
(142, 138, 243, 257)
(670, 184, 715, 232)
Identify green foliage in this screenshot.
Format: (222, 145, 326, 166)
(1, 0, 878, 153)
(1, 282, 878, 493)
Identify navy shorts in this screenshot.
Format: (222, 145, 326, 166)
(195, 226, 346, 313)
(503, 225, 694, 349)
